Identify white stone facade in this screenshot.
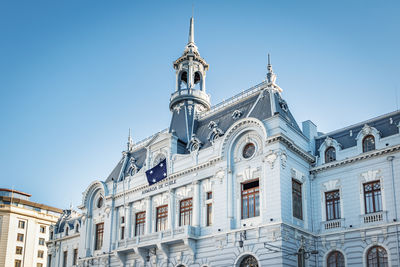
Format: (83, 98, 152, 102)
(47, 18, 400, 267)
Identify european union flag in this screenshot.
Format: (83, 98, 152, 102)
(145, 159, 167, 186)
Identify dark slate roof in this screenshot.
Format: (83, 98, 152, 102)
(104, 84, 302, 182)
(194, 93, 260, 149)
(54, 210, 82, 234)
(315, 110, 400, 156)
(105, 148, 147, 182)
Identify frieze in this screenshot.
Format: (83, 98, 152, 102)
(141, 179, 176, 195)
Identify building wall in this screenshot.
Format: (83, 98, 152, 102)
(0, 203, 60, 267)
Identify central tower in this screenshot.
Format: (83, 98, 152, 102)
(169, 17, 211, 145)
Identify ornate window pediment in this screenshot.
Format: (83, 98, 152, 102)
(356, 124, 380, 153)
(207, 121, 224, 144)
(318, 136, 342, 164)
(127, 157, 138, 176)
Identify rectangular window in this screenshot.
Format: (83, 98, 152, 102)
(95, 223, 104, 250)
(16, 246, 23, 255)
(39, 238, 45, 246)
(156, 205, 168, 232)
(325, 190, 341, 220)
(292, 179, 303, 220)
(241, 179, 260, 219)
(206, 192, 213, 200)
(38, 250, 44, 258)
(135, 212, 146, 236)
(63, 251, 67, 267)
(120, 226, 125, 240)
(37, 264, 43, 267)
(207, 203, 213, 226)
(364, 181, 382, 214)
(39, 225, 46, 233)
(48, 255, 52, 267)
(18, 220, 25, 229)
(17, 233, 24, 242)
(15, 260, 21, 267)
(179, 198, 193, 226)
(73, 248, 78, 265)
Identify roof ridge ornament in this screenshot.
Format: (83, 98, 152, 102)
(127, 128, 134, 152)
(266, 54, 282, 93)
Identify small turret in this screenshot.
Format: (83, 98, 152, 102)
(169, 17, 211, 145)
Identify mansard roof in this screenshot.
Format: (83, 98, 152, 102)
(54, 209, 82, 234)
(104, 81, 301, 182)
(315, 110, 400, 156)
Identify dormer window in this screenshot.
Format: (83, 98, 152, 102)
(362, 135, 375, 153)
(324, 147, 336, 163)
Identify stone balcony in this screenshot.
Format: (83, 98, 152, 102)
(116, 225, 198, 251)
(361, 211, 387, 224)
(321, 218, 345, 231)
(169, 89, 211, 110)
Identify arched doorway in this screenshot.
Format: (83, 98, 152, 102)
(239, 255, 258, 267)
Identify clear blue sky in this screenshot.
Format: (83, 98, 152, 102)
(0, 0, 399, 209)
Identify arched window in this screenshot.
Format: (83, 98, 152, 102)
(194, 71, 202, 90)
(367, 246, 388, 267)
(325, 147, 336, 163)
(65, 226, 69, 236)
(327, 250, 345, 267)
(179, 71, 188, 90)
(75, 223, 79, 233)
(239, 255, 258, 267)
(363, 135, 375, 153)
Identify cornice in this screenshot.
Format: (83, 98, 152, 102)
(266, 134, 315, 163)
(111, 156, 222, 199)
(311, 144, 400, 174)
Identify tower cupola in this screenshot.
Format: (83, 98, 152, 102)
(169, 17, 211, 145)
(170, 17, 211, 111)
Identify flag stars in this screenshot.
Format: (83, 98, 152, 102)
(163, 173, 167, 177)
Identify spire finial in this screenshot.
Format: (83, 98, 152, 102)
(266, 53, 282, 92)
(188, 16, 195, 44)
(127, 128, 133, 151)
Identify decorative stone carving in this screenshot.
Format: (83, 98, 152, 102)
(207, 121, 224, 144)
(187, 135, 202, 152)
(232, 110, 242, 120)
(264, 151, 278, 169)
(360, 169, 382, 183)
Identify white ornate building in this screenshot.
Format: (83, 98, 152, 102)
(47, 17, 400, 267)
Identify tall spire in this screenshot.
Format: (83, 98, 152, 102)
(188, 16, 195, 44)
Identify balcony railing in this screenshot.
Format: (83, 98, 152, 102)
(116, 225, 197, 250)
(322, 218, 344, 230)
(362, 211, 387, 224)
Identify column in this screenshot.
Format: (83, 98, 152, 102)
(227, 168, 234, 229)
(168, 189, 175, 230)
(193, 180, 200, 227)
(126, 204, 132, 239)
(145, 197, 152, 234)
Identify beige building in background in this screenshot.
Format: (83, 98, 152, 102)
(0, 188, 62, 267)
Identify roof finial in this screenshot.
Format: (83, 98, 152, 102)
(266, 53, 276, 84)
(188, 16, 195, 44)
(127, 128, 133, 151)
(266, 53, 282, 92)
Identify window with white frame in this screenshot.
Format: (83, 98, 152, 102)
(363, 181, 382, 214)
